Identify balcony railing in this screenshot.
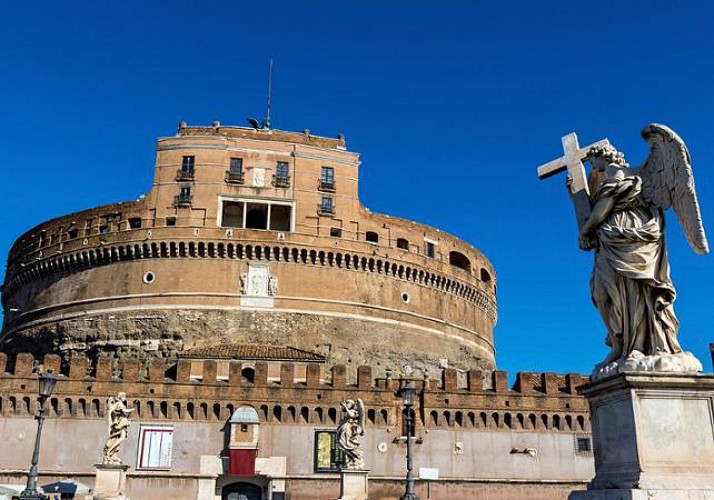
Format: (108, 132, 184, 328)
(174, 194, 193, 207)
(176, 169, 195, 181)
(318, 179, 336, 192)
(225, 170, 245, 184)
(273, 175, 291, 188)
(317, 203, 335, 216)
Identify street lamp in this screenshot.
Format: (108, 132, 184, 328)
(398, 379, 419, 500)
(16, 369, 57, 500)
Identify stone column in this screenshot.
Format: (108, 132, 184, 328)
(570, 372, 714, 500)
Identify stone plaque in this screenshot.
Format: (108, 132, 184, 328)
(240, 264, 274, 308)
(252, 168, 265, 187)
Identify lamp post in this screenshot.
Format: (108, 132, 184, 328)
(398, 380, 419, 500)
(16, 370, 57, 500)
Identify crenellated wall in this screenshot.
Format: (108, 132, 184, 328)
(0, 352, 589, 433)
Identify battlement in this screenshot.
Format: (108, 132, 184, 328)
(0, 352, 590, 433)
(0, 351, 588, 395)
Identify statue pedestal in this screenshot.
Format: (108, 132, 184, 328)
(92, 463, 130, 500)
(570, 372, 714, 500)
(337, 469, 369, 500)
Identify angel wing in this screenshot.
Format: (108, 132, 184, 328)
(357, 398, 366, 434)
(637, 123, 709, 255)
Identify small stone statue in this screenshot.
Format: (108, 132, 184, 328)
(545, 124, 708, 380)
(239, 273, 248, 295)
(268, 276, 278, 296)
(337, 399, 366, 470)
(102, 392, 134, 465)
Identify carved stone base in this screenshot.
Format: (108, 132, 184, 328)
(337, 469, 369, 500)
(591, 350, 702, 382)
(92, 463, 130, 500)
(569, 372, 714, 500)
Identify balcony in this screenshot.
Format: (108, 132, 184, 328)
(317, 203, 335, 216)
(176, 169, 195, 181)
(174, 194, 193, 207)
(318, 179, 336, 192)
(225, 170, 245, 184)
(272, 174, 291, 188)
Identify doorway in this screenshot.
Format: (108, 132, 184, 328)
(222, 482, 263, 500)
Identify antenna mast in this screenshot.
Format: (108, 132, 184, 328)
(265, 57, 273, 130)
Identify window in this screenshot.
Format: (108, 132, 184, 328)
(99, 225, 108, 234)
(222, 202, 244, 228)
(449, 251, 471, 272)
(165, 217, 177, 227)
(274, 161, 290, 187)
(176, 186, 192, 206)
(230, 157, 243, 174)
(68, 228, 79, 239)
(314, 430, 344, 472)
(426, 241, 435, 258)
(245, 203, 269, 229)
(365, 231, 379, 243)
(181, 156, 195, 179)
(128, 217, 142, 229)
(575, 436, 592, 454)
(330, 227, 342, 238)
(241, 367, 255, 384)
(397, 238, 409, 250)
(226, 158, 244, 183)
(480, 268, 492, 284)
(219, 199, 293, 231)
(137, 425, 174, 470)
(319, 166, 335, 191)
(319, 197, 334, 215)
(269, 204, 291, 231)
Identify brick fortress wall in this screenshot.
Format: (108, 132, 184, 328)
(0, 352, 590, 434)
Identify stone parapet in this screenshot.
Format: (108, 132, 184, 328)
(0, 352, 590, 434)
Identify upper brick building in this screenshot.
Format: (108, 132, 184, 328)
(1, 123, 497, 377)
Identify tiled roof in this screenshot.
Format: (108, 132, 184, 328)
(179, 343, 326, 362)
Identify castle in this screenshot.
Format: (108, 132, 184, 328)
(0, 123, 593, 499)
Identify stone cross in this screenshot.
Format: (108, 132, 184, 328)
(537, 133, 610, 231)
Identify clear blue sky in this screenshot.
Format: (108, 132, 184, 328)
(2, 1, 713, 376)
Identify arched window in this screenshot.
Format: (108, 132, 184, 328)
(241, 367, 255, 384)
(365, 231, 379, 243)
(449, 251, 471, 272)
(396, 238, 409, 250)
(481, 268, 492, 283)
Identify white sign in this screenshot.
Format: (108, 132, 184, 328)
(419, 467, 439, 480)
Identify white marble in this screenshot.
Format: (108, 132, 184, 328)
(570, 373, 714, 499)
(337, 469, 369, 500)
(92, 464, 129, 500)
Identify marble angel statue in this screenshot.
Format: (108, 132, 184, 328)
(102, 392, 134, 464)
(337, 399, 366, 470)
(575, 124, 708, 380)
